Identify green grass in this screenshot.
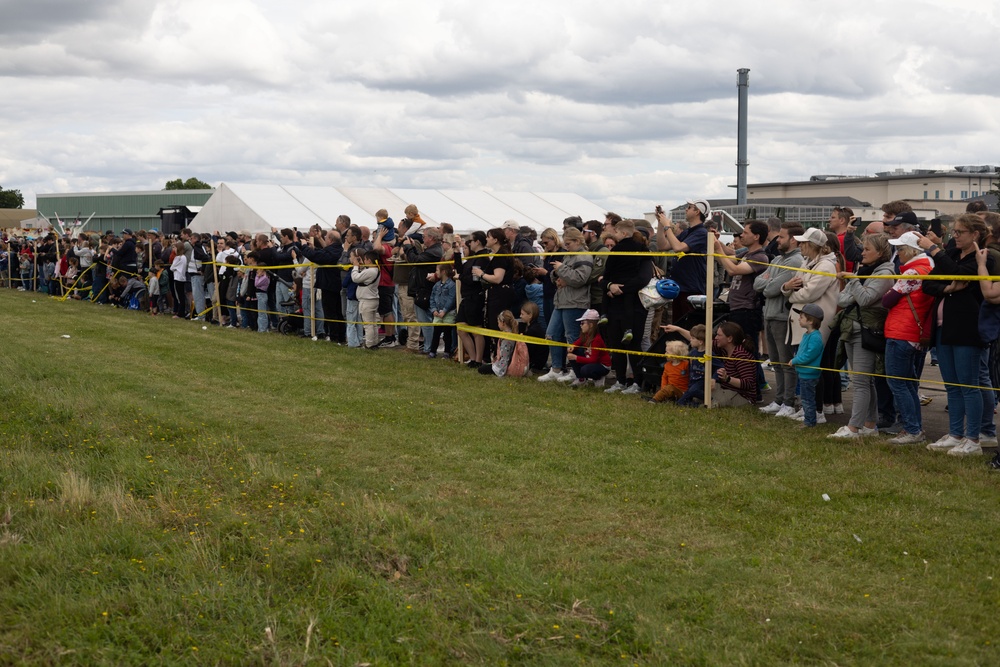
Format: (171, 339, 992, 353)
(0, 289, 999, 665)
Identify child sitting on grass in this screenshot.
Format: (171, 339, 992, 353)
(649, 340, 690, 403)
(479, 310, 519, 377)
(566, 309, 611, 387)
(518, 300, 549, 375)
(662, 323, 708, 407)
(789, 304, 825, 428)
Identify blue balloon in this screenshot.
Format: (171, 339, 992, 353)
(656, 278, 680, 300)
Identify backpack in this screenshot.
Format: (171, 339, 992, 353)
(507, 341, 530, 378)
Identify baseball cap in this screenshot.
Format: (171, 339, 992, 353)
(501, 220, 520, 231)
(886, 211, 918, 227)
(792, 303, 824, 320)
(576, 308, 601, 322)
(686, 199, 711, 217)
(793, 227, 827, 246)
(888, 231, 922, 251)
(122, 228, 134, 235)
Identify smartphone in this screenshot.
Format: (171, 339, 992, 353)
(654, 205, 664, 215)
(930, 218, 943, 237)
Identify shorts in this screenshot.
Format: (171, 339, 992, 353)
(377, 285, 395, 316)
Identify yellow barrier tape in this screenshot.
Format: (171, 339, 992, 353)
(206, 249, 1000, 281)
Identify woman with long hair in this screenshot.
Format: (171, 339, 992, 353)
(918, 214, 993, 456)
(453, 231, 490, 368)
(472, 228, 518, 351)
(711, 321, 758, 407)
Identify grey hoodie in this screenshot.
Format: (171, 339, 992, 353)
(753, 248, 803, 321)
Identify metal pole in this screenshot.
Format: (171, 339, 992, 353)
(703, 223, 716, 408)
(736, 68, 750, 206)
(211, 238, 222, 323)
(309, 265, 316, 338)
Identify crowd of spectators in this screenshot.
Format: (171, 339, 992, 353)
(3, 198, 1000, 467)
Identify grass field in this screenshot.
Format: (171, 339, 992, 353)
(1, 289, 999, 665)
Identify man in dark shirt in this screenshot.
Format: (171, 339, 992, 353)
(655, 198, 710, 323)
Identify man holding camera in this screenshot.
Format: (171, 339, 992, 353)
(655, 198, 711, 324)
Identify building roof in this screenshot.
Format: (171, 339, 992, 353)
(188, 184, 608, 234)
(672, 196, 871, 211)
(0, 208, 39, 228)
(745, 169, 998, 189)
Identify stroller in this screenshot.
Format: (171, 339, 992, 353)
(275, 275, 305, 336)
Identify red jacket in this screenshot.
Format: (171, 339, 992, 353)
(884, 254, 934, 343)
(572, 333, 611, 366)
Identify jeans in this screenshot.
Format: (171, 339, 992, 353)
(546, 307, 584, 371)
(275, 280, 293, 314)
(92, 270, 108, 303)
(300, 287, 326, 336)
(256, 291, 270, 332)
(415, 304, 434, 353)
(241, 302, 255, 329)
(345, 299, 363, 348)
(936, 332, 983, 440)
(979, 346, 996, 438)
(799, 377, 819, 426)
(885, 338, 923, 436)
(189, 273, 206, 319)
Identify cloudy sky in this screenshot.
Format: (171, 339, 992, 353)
(1, 0, 998, 215)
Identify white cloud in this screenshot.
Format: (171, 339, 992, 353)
(1, 0, 999, 213)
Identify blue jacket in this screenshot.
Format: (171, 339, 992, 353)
(342, 268, 358, 300)
(790, 329, 824, 380)
(429, 277, 456, 313)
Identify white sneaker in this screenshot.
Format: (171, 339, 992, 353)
(774, 404, 796, 418)
(604, 382, 624, 393)
(858, 426, 879, 436)
(789, 408, 804, 420)
(823, 404, 835, 414)
(816, 412, 827, 424)
(622, 384, 641, 395)
(569, 378, 588, 388)
(761, 360, 772, 372)
(759, 401, 782, 414)
(537, 369, 563, 382)
(979, 433, 999, 446)
(832, 403, 844, 414)
(889, 431, 926, 445)
(592, 376, 606, 388)
(947, 439, 983, 457)
(555, 370, 575, 382)
(926, 434, 964, 452)
(827, 426, 860, 439)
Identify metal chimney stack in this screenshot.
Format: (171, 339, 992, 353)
(736, 68, 750, 205)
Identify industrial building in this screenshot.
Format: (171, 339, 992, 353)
(35, 190, 214, 236)
(743, 166, 998, 216)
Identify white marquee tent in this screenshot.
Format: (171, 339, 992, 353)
(188, 183, 608, 235)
